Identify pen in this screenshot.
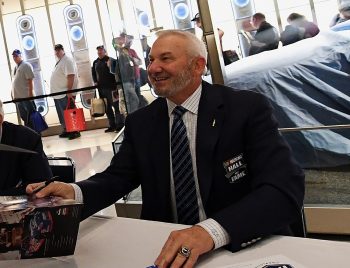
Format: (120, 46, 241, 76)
(31, 176, 59, 194)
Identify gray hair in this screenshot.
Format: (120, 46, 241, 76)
(155, 29, 208, 65)
(0, 100, 3, 118)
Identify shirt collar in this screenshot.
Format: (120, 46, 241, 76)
(167, 84, 202, 117)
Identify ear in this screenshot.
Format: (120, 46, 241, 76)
(0, 114, 3, 125)
(193, 57, 206, 76)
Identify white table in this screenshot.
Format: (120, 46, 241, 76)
(0, 217, 350, 267)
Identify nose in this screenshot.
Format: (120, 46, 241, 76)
(147, 59, 162, 75)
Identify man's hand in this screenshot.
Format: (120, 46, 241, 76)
(26, 181, 75, 199)
(154, 225, 214, 268)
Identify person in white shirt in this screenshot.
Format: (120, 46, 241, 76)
(50, 44, 80, 140)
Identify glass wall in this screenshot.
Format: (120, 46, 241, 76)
(0, 0, 343, 118)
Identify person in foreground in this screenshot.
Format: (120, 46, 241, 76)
(0, 100, 52, 195)
(27, 30, 305, 268)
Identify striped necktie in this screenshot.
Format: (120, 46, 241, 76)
(171, 106, 199, 225)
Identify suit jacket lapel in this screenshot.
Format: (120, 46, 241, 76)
(196, 81, 224, 207)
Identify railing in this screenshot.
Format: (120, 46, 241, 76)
(279, 123, 350, 235)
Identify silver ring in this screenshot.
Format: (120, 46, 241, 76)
(178, 246, 191, 258)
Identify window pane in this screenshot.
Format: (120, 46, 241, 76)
(73, 0, 103, 62)
(1, 0, 21, 15)
(49, 1, 71, 52)
(2, 12, 22, 114)
(0, 20, 15, 114)
(254, 0, 280, 32)
(314, 0, 339, 29)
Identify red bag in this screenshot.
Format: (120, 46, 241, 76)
(64, 98, 86, 132)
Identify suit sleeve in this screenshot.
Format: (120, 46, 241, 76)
(212, 94, 305, 252)
(77, 116, 140, 219)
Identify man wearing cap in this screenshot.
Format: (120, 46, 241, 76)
(0, 99, 52, 195)
(11, 49, 36, 129)
(92, 45, 124, 132)
(191, 13, 224, 52)
(50, 44, 80, 140)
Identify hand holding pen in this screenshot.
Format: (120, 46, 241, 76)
(29, 176, 59, 196)
(26, 177, 76, 200)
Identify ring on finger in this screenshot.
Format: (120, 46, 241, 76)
(178, 246, 191, 258)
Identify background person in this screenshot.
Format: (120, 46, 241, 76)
(190, 12, 239, 66)
(140, 35, 152, 89)
(92, 45, 124, 132)
(191, 12, 224, 52)
(28, 30, 304, 268)
(50, 44, 80, 140)
(112, 36, 139, 114)
(0, 99, 52, 195)
(287, 13, 319, 39)
(280, 22, 304, 46)
(11, 49, 36, 129)
(122, 34, 148, 109)
(248, 12, 280, 56)
(330, 1, 350, 27)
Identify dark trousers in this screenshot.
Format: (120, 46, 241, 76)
(17, 100, 36, 128)
(98, 87, 124, 129)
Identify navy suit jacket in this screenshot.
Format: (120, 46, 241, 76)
(78, 81, 305, 252)
(0, 121, 52, 195)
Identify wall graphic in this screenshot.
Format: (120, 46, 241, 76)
(16, 15, 48, 115)
(63, 4, 94, 108)
(231, 0, 255, 57)
(169, 0, 194, 32)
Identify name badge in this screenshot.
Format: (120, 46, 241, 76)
(223, 153, 247, 183)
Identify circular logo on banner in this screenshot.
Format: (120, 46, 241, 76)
(70, 25, 83, 41)
(234, 0, 250, 8)
(174, 3, 189, 20)
(19, 19, 32, 31)
(22, 35, 35, 51)
(138, 11, 150, 27)
(68, 8, 80, 20)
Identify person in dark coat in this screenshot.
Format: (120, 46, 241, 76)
(280, 24, 304, 46)
(287, 13, 319, 39)
(249, 13, 280, 55)
(0, 100, 52, 195)
(92, 45, 124, 132)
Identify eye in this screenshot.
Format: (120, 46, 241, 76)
(161, 56, 173, 62)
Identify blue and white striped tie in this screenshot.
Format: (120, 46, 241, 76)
(171, 106, 199, 225)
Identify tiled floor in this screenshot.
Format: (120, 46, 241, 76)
(42, 128, 118, 217)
